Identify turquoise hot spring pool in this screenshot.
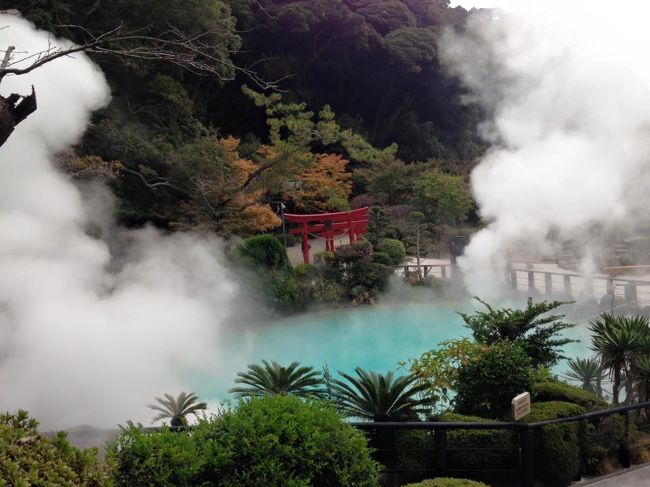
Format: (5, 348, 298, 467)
(191, 300, 593, 402)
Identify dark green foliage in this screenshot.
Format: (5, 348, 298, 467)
(589, 313, 650, 405)
(402, 478, 490, 487)
(111, 397, 382, 487)
(332, 367, 430, 421)
(438, 413, 518, 473)
(229, 360, 323, 398)
(322, 241, 392, 299)
(371, 251, 393, 266)
(532, 381, 608, 411)
(278, 233, 297, 247)
(460, 298, 576, 368)
(455, 342, 534, 419)
(272, 274, 304, 310)
(523, 401, 586, 487)
(236, 235, 290, 271)
(376, 238, 407, 265)
(0, 410, 110, 486)
(148, 392, 207, 427)
(564, 356, 607, 396)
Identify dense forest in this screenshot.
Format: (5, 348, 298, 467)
(4, 0, 483, 246)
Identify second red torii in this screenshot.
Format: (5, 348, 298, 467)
(284, 207, 369, 264)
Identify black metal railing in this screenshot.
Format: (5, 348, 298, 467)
(352, 401, 650, 487)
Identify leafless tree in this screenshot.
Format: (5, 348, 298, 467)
(0, 14, 283, 148)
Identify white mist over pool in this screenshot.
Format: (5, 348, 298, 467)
(0, 15, 239, 429)
(444, 1, 650, 299)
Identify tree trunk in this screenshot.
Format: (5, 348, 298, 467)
(613, 368, 621, 406)
(0, 87, 37, 148)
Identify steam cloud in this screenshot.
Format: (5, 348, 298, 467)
(0, 15, 240, 429)
(444, 2, 650, 299)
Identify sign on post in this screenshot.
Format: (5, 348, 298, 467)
(512, 392, 531, 421)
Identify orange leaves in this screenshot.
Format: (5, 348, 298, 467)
(289, 153, 352, 212)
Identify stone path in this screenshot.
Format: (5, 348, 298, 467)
(576, 464, 650, 486)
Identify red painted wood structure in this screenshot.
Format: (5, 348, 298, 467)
(285, 207, 369, 264)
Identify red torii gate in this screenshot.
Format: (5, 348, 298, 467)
(285, 207, 369, 264)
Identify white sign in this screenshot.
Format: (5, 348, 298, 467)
(511, 392, 531, 421)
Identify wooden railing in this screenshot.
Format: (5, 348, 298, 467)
(399, 263, 650, 307)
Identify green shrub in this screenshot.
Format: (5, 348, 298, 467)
(109, 423, 208, 486)
(312, 279, 342, 304)
(438, 413, 518, 473)
(376, 238, 406, 265)
(277, 233, 297, 247)
(455, 341, 534, 419)
(209, 396, 381, 486)
(402, 478, 490, 487)
(372, 251, 393, 266)
(110, 397, 381, 487)
(1, 410, 110, 486)
(236, 234, 290, 271)
(272, 274, 304, 310)
(523, 401, 585, 486)
(294, 263, 315, 279)
(532, 381, 607, 411)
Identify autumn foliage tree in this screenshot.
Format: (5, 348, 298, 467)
(289, 153, 352, 212)
(170, 136, 281, 235)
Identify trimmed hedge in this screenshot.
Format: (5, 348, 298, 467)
(532, 381, 608, 411)
(372, 251, 393, 266)
(402, 478, 490, 487)
(438, 413, 518, 472)
(523, 401, 585, 486)
(236, 234, 290, 271)
(376, 238, 406, 265)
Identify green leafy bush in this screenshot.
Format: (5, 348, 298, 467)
(109, 423, 208, 486)
(236, 234, 290, 271)
(402, 478, 490, 487)
(532, 381, 607, 411)
(376, 238, 406, 265)
(110, 396, 380, 487)
(455, 341, 534, 419)
(372, 251, 393, 266)
(523, 401, 585, 486)
(294, 263, 315, 279)
(272, 274, 304, 310)
(1, 410, 110, 486)
(438, 413, 518, 473)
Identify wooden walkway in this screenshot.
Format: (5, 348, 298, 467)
(401, 262, 650, 308)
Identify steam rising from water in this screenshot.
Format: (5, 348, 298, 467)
(0, 15, 239, 429)
(444, 2, 650, 298)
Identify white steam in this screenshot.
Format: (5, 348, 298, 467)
(0, 15, 239, 429)
(443, 2, 650, 298)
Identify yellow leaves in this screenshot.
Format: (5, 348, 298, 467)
(407, 338, 488, 408)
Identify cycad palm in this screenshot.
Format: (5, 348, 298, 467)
(148, 392, 207, 427)
(332, 367, 430, 421)
(564, 357, 606, 396)
(590, 313, 645, 405)
(229, 360, 323, 398)
(634, 355, 650, 403)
